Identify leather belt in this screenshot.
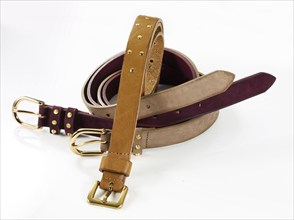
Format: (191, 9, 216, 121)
(90, 15, 165, 207)
(12, 15, 276, 209)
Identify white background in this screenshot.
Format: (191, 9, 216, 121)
(1, 1, 293, 219)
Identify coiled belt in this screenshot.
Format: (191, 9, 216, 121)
(12, 15, 276, 209)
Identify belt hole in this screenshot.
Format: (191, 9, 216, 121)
(146, 105, 151, 109)
(106, 114, 110, 117)
(150, 59, 154, 63)
(198, 103, 202, 107)
(153, 115, 157, 119)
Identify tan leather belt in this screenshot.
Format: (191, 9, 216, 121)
(12, 15, 276, 209)
(88, 15, 165, 207)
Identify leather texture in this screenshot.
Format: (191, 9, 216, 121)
(38, 104, 219, 154)
(82, 49, 235, 121)
(37, 53, 275, 153)
(99, 15, 164, 192)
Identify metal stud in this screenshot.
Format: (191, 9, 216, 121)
(198, 103, 202, 107)
(66, 123, 71, 129)
(67, 112, 72, 118)
(51, 129, 57, 134)
(130, 68, 135, 73)
(139, 51, 144, 56)
(137, 35, 142, 40)
(136, 134, 142, 140)
(127, 49, 132, 55)
(147, 24, 152, 28)
(135, 144, 141, 150)
(53, 109, 59, 115)
(51, 120, 57, 125)
(145, 17, 149, 20)
(135, 23, 140, 26)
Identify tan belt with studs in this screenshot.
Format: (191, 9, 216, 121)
(87, 15, 164, 208)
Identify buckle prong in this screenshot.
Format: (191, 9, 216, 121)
(102, 190, 112, 202)
(12, 96, 45, 129)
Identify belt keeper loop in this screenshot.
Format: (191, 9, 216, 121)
(64, 108, 78, 136)
(100, 131, 111, 152)
(49, 106, 63, 134)
(99, 156, 132, 177)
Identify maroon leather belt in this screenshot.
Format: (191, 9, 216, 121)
(13, 48, 275, 156)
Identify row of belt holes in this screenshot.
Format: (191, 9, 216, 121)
(151, 103, 202, 119)
(104, 103, 202, 118)
(106, 18, 153, 118)
(147, 103, 202, 110)
(151, 110, 180, 120)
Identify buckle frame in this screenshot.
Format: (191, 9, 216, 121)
(87, 181, 128, 209)
(70, 128, 110, 156)
(12, 96, 45, 129)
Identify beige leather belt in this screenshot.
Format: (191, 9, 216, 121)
(80, 48, 234, 156)
(12, 15, 276, 209)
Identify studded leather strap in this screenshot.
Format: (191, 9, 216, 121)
(49, 106, 63, 134)
(98, 15, 164, 192)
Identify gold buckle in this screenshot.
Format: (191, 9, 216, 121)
(87, 181, 128, 209)
(12, 96, 45, 129)
(70, 128, 110, 156)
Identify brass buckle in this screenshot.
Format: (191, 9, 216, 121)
(12, 96, 45, 129)
(87, 181, 128, 209)
(70, 128, 110, 156)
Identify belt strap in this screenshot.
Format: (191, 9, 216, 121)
(98, 15, 164, 194)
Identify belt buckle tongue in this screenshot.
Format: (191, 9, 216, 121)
(12, 96, 45, 129)
(87, 181, 128, 209)
(70, 128, 110, 156)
